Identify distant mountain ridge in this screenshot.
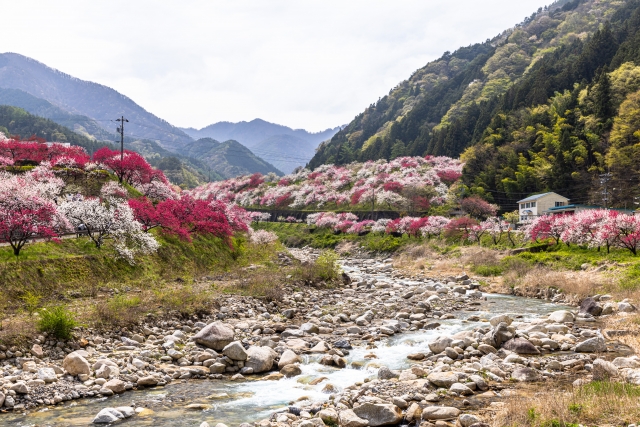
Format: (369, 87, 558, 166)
(0, 52, 193, 149)
(181, 119, 340, 173)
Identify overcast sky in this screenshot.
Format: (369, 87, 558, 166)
(2, 0, 547, 132)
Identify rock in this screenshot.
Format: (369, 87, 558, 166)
(63, 352, 91, 376)
(222, 341, 248, 361)
(115, 407, 135, 418)
(339, 409, 369, 427)
(601, 303, 615, 315)
(104, 379, 126, 393)
(282, 309, 295, 319)
(580, 297, 602, 317)
(459, 414, 482, 427)
(427, 371, 458, 387)
(377, 366, 400, 380)
(36, 367, 57, 383)
(192, 322, 235, 350)
(318, 408, 339, 424)
(93, 408, 124, 424)
(352, 403, 402, 426)
(280, 364, 302, 377)
(511, 367, 541, 382)
(450, 382, 474, 395)
(592, 358, 618, 380)
(392, 397, 407, 409)
(613, 357, 640, 369)
(137, 376, 158, 387)
(31, 344, 44, 358)
(278, 349, 302, 368)
(301, 322, 319, 334)
(619, 302, 636, 312)
(548, 310, 574, 323)
(490, 322, 513, 348)
(575, 336, 606, 353)
(428, 336, 453, 354)
(10, 382, 29, 394)
(502, 338, 540, 355)
(209, 363, 227, 374)
(477, 344, 497, 354)
(489, 315, 512, 327)
(405, 402, 422, 421)
(299, 419, 325, 427)
(245, 346, 276, 373)
(421, 406, 461, 420)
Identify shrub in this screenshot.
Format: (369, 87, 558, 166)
(37, 306, 78, 340)
(474, 265, 504, 276)
(313, 250, 341, 281)
(95, 294, 144, 327)
(20, 291, 42, 316)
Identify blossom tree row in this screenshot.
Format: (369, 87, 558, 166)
(189, 156, 463, 212)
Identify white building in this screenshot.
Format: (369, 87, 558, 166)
(518, 192, 569, 222)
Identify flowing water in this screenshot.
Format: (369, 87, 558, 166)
(2, 263, 572, 426)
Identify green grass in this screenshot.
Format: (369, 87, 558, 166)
(37, 306, 78, 340)
(473, 265, 504, 276)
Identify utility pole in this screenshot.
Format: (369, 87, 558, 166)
(371, 186, 375, 221)
(115, 116, 129, 183)
(600, 172, 612, 209)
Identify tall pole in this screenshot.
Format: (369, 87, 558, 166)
(115, 116, 128, 183)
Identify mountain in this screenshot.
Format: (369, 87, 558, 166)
(308, 0, 640, 212)
(182, 138, 283, 179)
(308, 0, 630, 169)
(181, 119, 340, 173)
(0, 53, 193, 149)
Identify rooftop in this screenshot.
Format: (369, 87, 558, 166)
(517, 192, 568, 203)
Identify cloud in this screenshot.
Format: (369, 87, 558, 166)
(0, 0, 548, 131)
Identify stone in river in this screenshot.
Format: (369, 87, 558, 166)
(502, 338, 540, 355)
(548, 310, 574, 323)
(579, 297, 602, 317)
(377, 366, 399, 380)
(192, 322, 235, 350)
(245, 346, 277, 373)
(353, 403, 402, 426)
(421, 406, 460, 420)
(575, 336, 606, 353)
(93, 408, 124, 424)
(427, 371, 458, 387)
(339, 409, 369, 427)
(222, 341, 248, 361)
(428, 335, 453, 354)
(278, 349, 302, 368)
(63, 352, 91, 376)
(511, 367, 541, 382)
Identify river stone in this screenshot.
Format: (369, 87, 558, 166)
(63, 352, 91, 376)
(115, 407, 135, 418)
(93, 408, 124, 424)
(548, 310, 574, 323)
(137, 376, 158, 386)
(428, 336, 453, 354)
(450, 382, 473, 395)
(378, 366, 400, 380)
(575, 336, 606, 353)
(318, 408, 339, 424)
(192, 322, 235, 350)
(619, 302, 636, 312)
(245, 346, 277, 373)
(31, 344, 44, 358)
(339, 410, 369, 427)
(421, 406, 460, 420)
(469, 374, 488, 391)
(490, 322, 513, 348)
(489, 314, 512, 327)
(580, 297, 602, 317)
(502, 338, 540, 355)
(353, 403, 402, 426)
(511, 367, 541, 382)
(209, 363, 226, 374)
(278, 349, 301, 368)
(477, 344, 497, 354)
(37, 367, 57, 383)
(10, 382, 28, 394)
(592, 358, 618, 380)
(427, 371, 458, 387)
(459, 414, 482, 427)
(280, 364, 302, 377)
(613, 357, 640, 369)
(222, 341, 248, 361)
(301, 322, 319, 334)
(104, 379, 126, 393)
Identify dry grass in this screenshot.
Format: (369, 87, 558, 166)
(603, 313, 640, 353)
(494, 381, 640, 427)
(506, 267, 605, 301)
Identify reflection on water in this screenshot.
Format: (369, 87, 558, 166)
(1, 292, 571, 426)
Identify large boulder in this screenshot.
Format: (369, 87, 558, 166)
(280, 364, 302, 377)
(489, 314, 513, 327)
(428, 336, 453, 354)
(192, 322, 234, 350)
(580, 297, 602, 317)
(502, 338, 540, 355)
(222, 341, 248, 361)
(278, 349, 301, 369)
(339, 409, 369, 427)
(427, 371, 458, 387)
(93, 408, 124, 424)
(548, 310, 574, 323)
(36, 367, 57, 383)
(245, 346, 277, 373)
(353, 403, 402, 426)
(63, 352, 91, 376)
(490, 322, 513, 348)
(104, 379, 126, 394)
(377, 366, 400, 380)
(318, 408, 339, 424)
(421, 406, 460, 420)
(459, 414, 482, 427)
(575, 336, 606, 353)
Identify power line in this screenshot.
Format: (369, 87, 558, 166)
(115, 116, 128, 184)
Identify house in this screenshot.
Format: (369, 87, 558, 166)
(517, 192, 570, 221)
(547, 204, 636, 215)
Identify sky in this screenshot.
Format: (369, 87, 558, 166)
(1, 0, 548, 132)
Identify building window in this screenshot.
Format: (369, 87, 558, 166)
(520, 204, 524, 210)
(555, 201, 565, 207)
(525, 203, 530, 208)
(531, 202, 536, 207)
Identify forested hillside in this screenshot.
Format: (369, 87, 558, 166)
(309, 0, 640, 211)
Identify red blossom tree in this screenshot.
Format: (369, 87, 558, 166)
(444, 217, 479, 240)
(460, 196, 498, 220)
